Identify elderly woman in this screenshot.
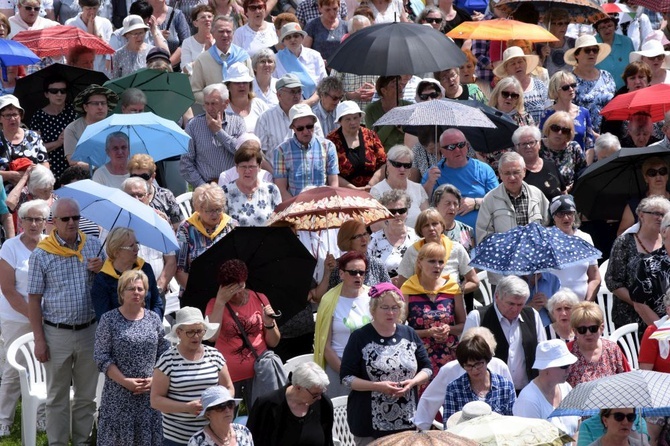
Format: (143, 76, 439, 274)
(460, 50, 477, 85)
(489, 76, 534, 126)
(414, 78, 444, 102)
(0, 199, 48, 435)
(493, 46, 548, 124)
(537, 8, 575, 76)
(94, 270, 170, 446)
(327, 101, 386, 190)
(564, 34, 616, 133)
(548, 195, 601, 302)
(540, 71, 595, 158)
(111, 15, 153, 79)
(304, 0, 347, 62)
(205, 259, 281, 407)
(314, 251, 372, 397)
(401, 242, 465, 381)
(370, 144, 428, 228)
(631, 40, 670, 86)
(91, 132, 130, 189)
(566, 302, 630, 388)
(5, 164, 55, 231)
(618, 158, 670, 235)
(91, 227, 163, 321)
(233, 0, 277, 57)
(248, 361, 333, 445)
(416, 6, 444, 31)
(176, 184, 237, 288)
(432, 183, 475, 253)
(436, 67, 486, 103)
(513, 126, 564, 201)
(365, 76, 411, 151)
(224, 62, 269, 134)
(607, 197, 670, 330)
(180, 5, 215, 75)
(0, 95, 48, 188)
(252, 48, 278, 105)
(368, 189, 419, 279)
(587, 409, 647, 446)
(545, 288, 580, 342)
(341, 283, 430, 444)
(188, 386, 253, 446)
(443, 331, 516, 421)
(151, 307, 234, 445)
(594, 15, 635, 90)
(222, 139, 281, 226)
(540, 111, 587, 192)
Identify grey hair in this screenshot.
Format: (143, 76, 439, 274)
(662, 211, 670, 232)
(460, 326, 497, 355)
(416, 6, 444, 24)
(291, 361, 329, 389)
(511, 125, 541, 146)
(105, 131, 129, 150)
(594, 133, 620, 158)
(495, 275, 530, 300)
(203, 83, 229, 101)
(27, 164, 55, 195)
(251, 48, 275, 71)
(636, 196, 670, 218)
(51, 197, 80, 216)
(387, 144, 414, 162)
(18, 198, 50, 219)
(120, 88, 147, 107)
(546, 288, 580, 315)
(122, 177, 149, 194)
(664, 285, 670, 308)
(347, 15, 370, 33)
(499, 151, 525, 169)
(211, 14, 234, 31)
(316, 76, 344, 97)
(378, 189, 412, 208)
(432, 183, 462, 206)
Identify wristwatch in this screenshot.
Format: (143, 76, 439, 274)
(474, 199, 480, 210)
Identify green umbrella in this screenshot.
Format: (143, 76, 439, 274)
(103, 68, 194, 122)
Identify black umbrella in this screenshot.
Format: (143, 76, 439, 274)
(572, 146, 670, 221)
(327, 22, 466, 76)
(14, 63, 109, 123)
(181, 227, 317, 326)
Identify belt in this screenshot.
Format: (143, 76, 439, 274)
(44, 319, 96, 331)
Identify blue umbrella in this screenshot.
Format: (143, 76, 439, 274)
(470, 222, 601, 276)
(0, 39, 40, 81)
(71, 112, 190, 168)
(54, 180, 178, 253)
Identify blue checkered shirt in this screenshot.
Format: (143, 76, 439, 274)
(273, 135, 339, 197)
(296, 0, 347, 27)
(472, 13, 494, 83)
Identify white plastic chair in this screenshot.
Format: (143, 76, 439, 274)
(608, 323, 640, 370)
(283, 353, 314, 376)
(7, 332, 47, 446)
(476, 270, 493, 307)
(175, 192, 193, 220)
(596, 259, 617, 338)
(332, 395, 355, 446)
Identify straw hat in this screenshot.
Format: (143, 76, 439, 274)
(73, 84, 119, 114)
(279, 22, 307, 42)
(446, 401, 492, 429)
(630, 39, 670, 69)
(493, 46, 539, 78)
(564, 35, 611, 66)
(165, 306, 219, 343)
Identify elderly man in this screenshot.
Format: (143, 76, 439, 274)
(273, 103, 338, 200)
(119, 88, 147, 113)
(463, 275, 547, 392)
(28, 198, 104, 446)
(649, 111, 670, 151)
(256, 73, 324, 160)
(620, 112, 659, 148)
(64, 0, 113, 73)
(179, 83, 246, 188)
(91, 131, 130, 188)
(422, 128, 498, 230)
(594, 133, 621, 160)
(190, 15, 252, 105)
(312, 76, 344, 136)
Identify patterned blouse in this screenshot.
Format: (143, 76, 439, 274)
(412, 142, 439, 178)
(566, 338, 630, 388)
(0, 129, 48, 170)
(327, 126, 387, 188)
(631, 247, 670, 325)
(573, 70, 616, 133)
(523, 77, 549, 125)
(605, 233, 645, 329)
(176, 217, 237, 273)
(367, 228, 418, 278)
(539, 140, 587, 187)
(222, 181, 282, 227)
(187, 424, 253, 446)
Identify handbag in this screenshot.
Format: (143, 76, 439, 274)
(226, 292, 287, 406)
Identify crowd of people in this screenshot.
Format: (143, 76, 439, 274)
(0, 0, 669, 444)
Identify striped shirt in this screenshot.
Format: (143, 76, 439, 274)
(155, 345, 226, 443)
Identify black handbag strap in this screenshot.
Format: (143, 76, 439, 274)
(226, 293, 261, 360)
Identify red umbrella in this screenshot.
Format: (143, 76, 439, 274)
(13, 26, 115, 58)
(628, 0, 670, 12)
(599, 84, 670, 122)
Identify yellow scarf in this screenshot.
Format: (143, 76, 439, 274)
(186, 211, 231, 240)
(37, 229, 87, 262)
(412, 234, 454, 261)
(100, 257, 146, 278)
(401, 273, 461, 296)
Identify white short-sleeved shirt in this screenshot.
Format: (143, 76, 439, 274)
(514, 380, 580, 438)
(0, 235, 46, 323)
(331, 293, 371, 358)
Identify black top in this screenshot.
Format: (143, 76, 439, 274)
(524, 158, 565, 201)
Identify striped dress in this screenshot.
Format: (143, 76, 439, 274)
(155, 345, 226, 444)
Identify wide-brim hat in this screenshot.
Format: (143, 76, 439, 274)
(224, 62, 254, 83)
(197, 386, 242, 418)
(0, 94, 24, 115)
(122, 14, 149, 35)
(335, 100, 365, 122)
(446, 401, 492, 429)
(493, 46, 540, 78)
(280, 22, 307, 42)
(532, 339, 578, 370)
(73, 84, 119, 114)
(165, 306, 219, 343)
(630, 39, 670, 69)
(564, 34, 611, 66)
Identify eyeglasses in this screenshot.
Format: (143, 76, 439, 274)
(379, 305, 401, 312)
(343, 269, 365, 277)
(247, 4, 265, 10)
(559, 364, 570, 370)
(389, 159, 412, 169)
(581, 46, 600, 55)
(516, 140, 537, 148)
(419, 91, 440, 101)
(21, 216, 46, 223)
(131, 172, 152, 181)
(555, 211, 575, 218)
(610, 412, 636, 422)
(294, 124, 314, 132)
(387, 207, 408, 215)
(575, 325, 599, 335)
(642, 210, 666, 218)
(500, 91, 520, 100)
(462, 361, 486, 371)
(202, 208, 223, 214)
(129, 192, 146, 199)
(646, 167, 669, 177)
(350, 232, 369, 240)
(325, 92, 344, 101)
(86, 100, 107, 107)
(424, 17, 442, 24)
(237, 164, 259, 171)
(124, 286, 145, 292)
(127, 30, 147, 37)
(560, 83, 577, 91)
(23, 5, 39, 11)
(1, 113, 20, 119)
(441, 141, 468, 151)
(118, 242, 140, 250)
(47, 88, 67, 95)
(549, 124, 571, 135)
(209, 401, 236, 411)
(282, 88, 302, 96)
(303, 387, 323, 399)
(56, 215, 81, 222)
(645, 54, 666, 61)
(181, 328, 206, 338)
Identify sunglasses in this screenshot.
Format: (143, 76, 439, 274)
(549, 124, 571, 135)
(387, 207, 408, 215)
(247, 4, 265, 10)
(646, 167, 669, 177)
(575, 325, 599, 335)
(441, 141, 467, 151)
(23, 5, 39, 11)
(424, 17, 442, 24)
(610, 412, 636, 423)
(131, 172, 152, 181)
(559, 364, 570, 370)
(560, 83, 577, 91)
(209, 401, 236, 412)
(57, 215, 81, 222)
(389, 159, 412, 169)
(419, 91, 440, 101)
(645, 54, 666, 61)
(500, 91, 520, 100)
(580, 46, 600, 55)
(344, 269, 365, 277)
(47, 88, 67, 95)
(294, 124, 314, 132)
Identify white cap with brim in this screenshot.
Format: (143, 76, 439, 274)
(0, 94, 24, 115)
(197, 386, 242, 418)
(335, 100, 365, 122)
(532, 339, 578, 370)
(289, 103, 317, 124)
(224, 62, 255, 83)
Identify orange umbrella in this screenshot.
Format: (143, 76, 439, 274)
(447, 19, 559, 42)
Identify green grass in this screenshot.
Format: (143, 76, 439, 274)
(0, 402, 48, 446)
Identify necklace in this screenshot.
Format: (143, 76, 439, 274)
(207, 425, 232, 446)
(634, 232, 652, 254)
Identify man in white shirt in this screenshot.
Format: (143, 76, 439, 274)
(65, 0, 113, 73)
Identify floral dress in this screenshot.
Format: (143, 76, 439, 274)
(540, 106, 594, 153)
(187, 424, 254, 446)
(539, 140, 587, 187)
(523, 77, 549, 125)
(566, 338, 630, 388)
(573, 70, 616, 133)
(222, 181, 282, 227)
(605, 233, 645, 329)
(367, 228, 418, 278)
(327, 126, 387, 188)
